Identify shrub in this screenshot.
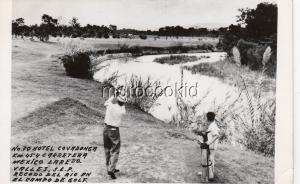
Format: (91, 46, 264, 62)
(126, 75, 162, 112)
(217, 32, 239, 54)
(196, 43, 215, 51)
(171, 91, 210, 129)
(153, 55, 199, 65)
(118, 43, 130, 51)
(169, 44, 189, 54)
(60, 53, 93, 79)
(129, 46, 143, 56)
(112, 34, 120, 39)
(96, 33, 102, 38)
(102, 71, 120, 87)
(218, 33, 277, 77)
(103, 33, 110, 39)
(236, 39, 269, 70)
(139, 35, 147, 40)
(183, 62, 224, 79)
(82, 33, 92, 38)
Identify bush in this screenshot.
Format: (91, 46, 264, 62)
(96, 33, 102, 38)
(60, 53, 93, 79)
(218, 32, 277, 77)
(169, 44, 189, 54)
(128, 46, 143, 56)
(126, 75, 161, 112)
(118, 43, 130, 51)
(112, 34, 120, 39)
(139, 35, 147, 40)
(196, 43, 215, 51)
(102, 71, 120, 87)
(236, 39, 266, 70)
(103, 33, 110, 39)
(217, 32, 239, 54)
(153, 55, 199, 65)
(184, 62, 224, 79)
(171, 95, 207, 129)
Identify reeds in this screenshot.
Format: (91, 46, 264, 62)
(170, 64, 275, 156)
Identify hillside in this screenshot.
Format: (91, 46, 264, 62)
(11, 38, 274, 183)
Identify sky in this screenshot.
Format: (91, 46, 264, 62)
(12, 0, 276, 30)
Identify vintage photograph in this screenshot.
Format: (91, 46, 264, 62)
(11, 0, 277, 183)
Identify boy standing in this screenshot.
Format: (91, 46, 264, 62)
(103, 92, 126, 179)
(205, 112, 220, 181)
(195, 112, 220, 182)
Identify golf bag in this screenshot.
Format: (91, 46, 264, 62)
(199, 131, 214, 181)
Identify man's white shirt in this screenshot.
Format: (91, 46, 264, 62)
(104, 97, 126, 127)
(207, 121, 220, 149)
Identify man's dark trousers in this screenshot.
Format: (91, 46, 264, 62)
(103, 124, 121, 173)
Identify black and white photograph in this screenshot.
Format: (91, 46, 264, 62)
(7, 0, 286, 183)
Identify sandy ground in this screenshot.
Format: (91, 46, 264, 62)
(11, 38, 274, 183)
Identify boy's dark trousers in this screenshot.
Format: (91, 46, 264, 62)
(103, 124, 121, 173)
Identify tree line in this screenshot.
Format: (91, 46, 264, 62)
(12, 2, 277, 42)
(12, 15, 222, 41)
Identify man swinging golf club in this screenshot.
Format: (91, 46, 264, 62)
(103, 88, 126, 179)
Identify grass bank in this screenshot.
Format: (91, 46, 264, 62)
(183, 57, 276, 93)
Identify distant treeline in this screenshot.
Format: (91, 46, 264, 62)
(12, 2, 277, 45)
(12, 16, 222, 41)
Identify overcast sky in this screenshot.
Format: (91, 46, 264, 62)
(13, 0, 276, 30)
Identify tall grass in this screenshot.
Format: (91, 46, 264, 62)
(229, 73, 275, 156)
(232, 46, 241, 66)
(172, 61, 275, 156)
(62, 39, 94, 55)
(126, 75, 162, 112)
(99, 72, 162, 112)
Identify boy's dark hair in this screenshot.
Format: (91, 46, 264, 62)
(206, 112, 215, 122)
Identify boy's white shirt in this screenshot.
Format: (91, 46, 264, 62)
(104, 97, 126, 127)
(207, 121, 220, 149)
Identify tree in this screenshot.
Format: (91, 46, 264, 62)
(228, 24, 243, 35)
(39, 14, 58, 41)
(109, 25, 117, 32)
(69, 17, 80, 28)
(69, 17, 81, 37)
(237, 2, 277, 39)
(12, 18, 25, 38)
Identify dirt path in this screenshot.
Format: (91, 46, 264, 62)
(11, 39, 274, 183)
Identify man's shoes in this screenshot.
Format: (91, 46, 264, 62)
(108, 171, 117, 179)
(113, 169, 120, 173)
(208, 178, 215, 182)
